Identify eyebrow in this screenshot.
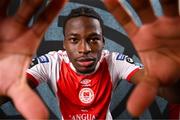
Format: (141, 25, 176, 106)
(65, 32, 101, 37)
(65, 33, 79, 37)
(88, 32, 102, 37)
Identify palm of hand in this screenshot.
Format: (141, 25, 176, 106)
(103, 0, 180, 117)
(0, 22, 47, 118)
(0, 9, 49, 120)
(0, 18, 42, 56)
(0, 0, 67, 118)
(0, 55, 29, 95)
(126, 16, 180, 116)
(132, 17, 180, 85)
(0, 10, 44, 98)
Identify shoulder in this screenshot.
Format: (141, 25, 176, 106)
(29, 50, 65, 68)
(102, 50, 143, 68)
(102, 50, 134, 63)
(46, 50, 68, 61)
(102, 50, 126, 60)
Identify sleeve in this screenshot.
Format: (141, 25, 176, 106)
(112, 52, 142, 82)
(26, 54, 53, 85)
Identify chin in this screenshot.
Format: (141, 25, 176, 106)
(77, 68, 95, 74)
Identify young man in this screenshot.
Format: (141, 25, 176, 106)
(0, 0, 179, 119)
(27, 7, 141, 120)
(26, 6, 180, 120)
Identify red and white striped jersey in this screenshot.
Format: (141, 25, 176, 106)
(27, 50, 140, 120)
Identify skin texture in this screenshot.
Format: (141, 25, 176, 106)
(0, 0, 67, 119)
(64, 16, 104, 74)
(104, 0, 180, 117)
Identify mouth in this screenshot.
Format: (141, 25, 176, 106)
(76, 57, 96, 67)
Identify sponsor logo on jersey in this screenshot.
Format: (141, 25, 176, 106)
(29, 55, 49, 68)
(37, 55, 49, 63)
(116, 53, 125, 60)
(80, 79, 91, 87)
(116, 53, 134, 64)
(79, 88, 94, 104)
(70, 113, 96, 120)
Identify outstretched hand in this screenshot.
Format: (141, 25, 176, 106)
(0, 0, 67, 119)
(104, 0, 180, 117)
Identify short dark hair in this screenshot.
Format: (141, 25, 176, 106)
(63, 6, 104, 35)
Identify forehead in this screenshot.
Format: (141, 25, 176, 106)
(64, 16, 102, 36)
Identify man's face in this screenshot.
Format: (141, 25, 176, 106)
(64, 16, 104, 74)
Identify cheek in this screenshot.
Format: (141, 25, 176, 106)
(96, 50, 103, 58)
(90, 49, 103, 60)
(64, 44, 77, 52)
(65, 47, 78, 60)
(66, 52, 76, 63)
(91, 43, 104, 50)
(92, 44, 104, 54)
(66, 49, 77, 58)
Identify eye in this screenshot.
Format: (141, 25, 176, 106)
(69, 37, 78, 43)
(89, 37, 100, 44)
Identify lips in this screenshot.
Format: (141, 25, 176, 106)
(76, 57, 96, 67)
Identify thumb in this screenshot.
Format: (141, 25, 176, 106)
(127, 80, 159, 117)
(8, 83, 49, 119)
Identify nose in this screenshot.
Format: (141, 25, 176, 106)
(78, 40, 91, 54)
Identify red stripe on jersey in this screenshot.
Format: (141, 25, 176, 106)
(57, 59, 113, 120)
(26, 73, 39, 88)
(126, 68, 140, 82)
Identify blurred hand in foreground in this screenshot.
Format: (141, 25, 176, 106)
(103, 0, 180, 117)
(0, 0, 67, 119)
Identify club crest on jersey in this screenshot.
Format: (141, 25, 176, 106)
(79, 88, 94, 104)
(37, 55, 49, 63)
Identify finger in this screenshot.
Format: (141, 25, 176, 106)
(0, 0, 11, 17)
(32, 0, 67, 36)
(127, 80, 159, 117)
(179, 0, 180, 15)
(128, 0, 157, 24)
(8, 84, 49, 119)
(14, 0, 44, 25)
(153, 17, 180, 39)
(103, 0, 139, 37)
(159, 0, 179, 17)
